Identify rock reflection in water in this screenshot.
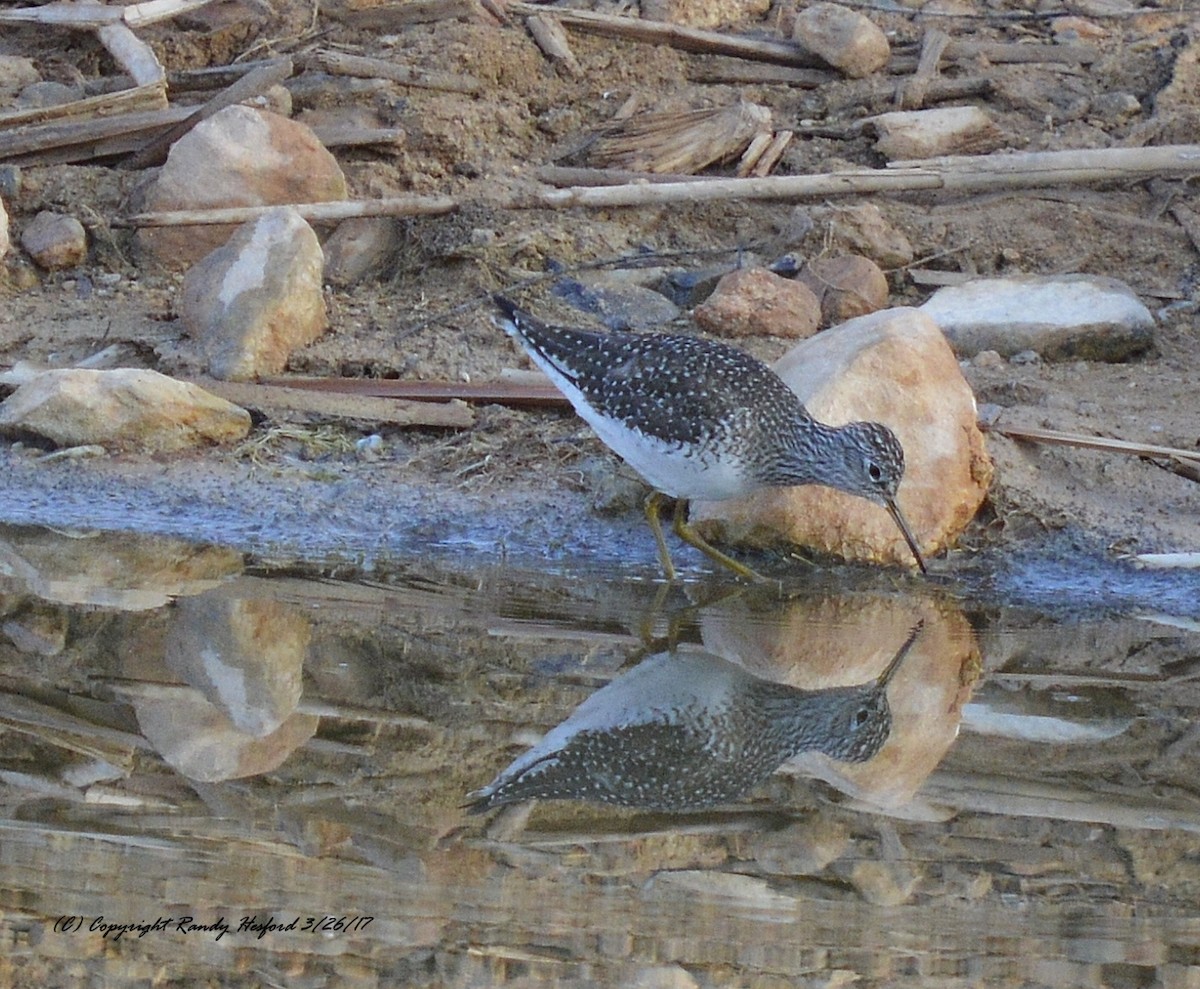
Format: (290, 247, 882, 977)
(122, 588, 319, 781)
(0, 525, 242, 610)
(701, 589, 979, 810)
(467, 622, 921, 813)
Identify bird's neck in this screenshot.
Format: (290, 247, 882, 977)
(751, 680, 851, 757)
(758, 417, 842, 488)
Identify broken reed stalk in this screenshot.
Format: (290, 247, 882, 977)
(314, 50, 481, 95)
(117, 195, 459, 227)
(988, 424, 1200, 468)
(581, 100, 772, 174)
(96, 21, 166, 87)
(505, 1, 822, 66)
(0, 82, 167, 128)
(117, 145, 1200, 227)
(0, 0, 219, 28)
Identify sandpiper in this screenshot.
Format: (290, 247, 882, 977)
(494, 294, 926, 580)
(465, 620, 922, 813)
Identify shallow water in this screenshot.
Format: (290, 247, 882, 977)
(1, 523, 1200, 987)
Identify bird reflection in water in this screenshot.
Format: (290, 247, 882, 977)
(467, 621, 923, 814)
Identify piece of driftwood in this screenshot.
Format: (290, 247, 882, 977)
(0, 105, 191, 165)
(258, 376, 568, 408)
(989, 423, 1200, 470)
(895, 28, 950, 109)
(529, 144, 1200, 209)
(506, 2, 823, 67)
(313, 49, 482, 95)
(118, 194, 459, 227)
(936, 38, 1097, 65)
(163, 58, 284, 92)
(690, 61, 836, 87)
(873, 76, 993, 111)
(0, 82, 167, 128)
(536, 164, 708, 186)
(736, 131, 775, 178)
(191, 378, 478, 427)
(97, 21, 166, 87)
(526, 14, 583, 77)
(580, 100, 772, 175)
(327, 0, 479, 28)
(749, 129, 793, 178)
(1168, 201, 1200, 255)
(308, 124, 407, 150)
(0, 0, 218, 28)
(122, 57, 293, 170)
(118, 145, 1200, 225)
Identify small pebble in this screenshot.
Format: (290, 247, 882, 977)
(1010, 350, 1042, 365)
(976, 403, 1004, 427)
(355, 434, 383, 461)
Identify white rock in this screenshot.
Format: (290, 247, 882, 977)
(0, 55, 39, 92)
(920, 274, 1155, 361)
(0, 368, 251, 452)
(181, 206, 327, 381)
(134, 105, 347, 267)
(691, 308, 992, 567)
(870, 106, 1002, 160)
(0, 194, 8, 261)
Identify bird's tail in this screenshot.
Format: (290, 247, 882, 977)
(492, 294, 542, 342)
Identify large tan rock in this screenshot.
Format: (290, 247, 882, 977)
(0, 195, 9, 261)
(180, 206, 326, 381)
(691, 307, 993, 566)
(0, 368, 251, 452)
(134, 105, 347, 267)
(701, 591, 978, 809)
(693, 266, 821, 339)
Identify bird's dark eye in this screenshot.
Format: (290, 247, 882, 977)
(867, 462, 884, 482)
(854, 707, 871, 727)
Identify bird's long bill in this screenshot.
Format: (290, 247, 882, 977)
(885, 497, 927, 573)
(877, 619, 925, 688)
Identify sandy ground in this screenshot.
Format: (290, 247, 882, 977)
(1, 0, 1199, 590)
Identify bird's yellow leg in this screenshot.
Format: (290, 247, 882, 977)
(644, 491, 678, 581)
(672, 499, 769, 583)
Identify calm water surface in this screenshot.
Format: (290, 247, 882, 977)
(1, 523, 1199, 987)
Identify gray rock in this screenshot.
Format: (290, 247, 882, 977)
(921, 274, 1155, 362)
(322, 216, 401, 286)
(16, 81, 83, 108)
(181, 206, 326, 381)
(551, 278, 681, 331)
(20, 210, 87, 270)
